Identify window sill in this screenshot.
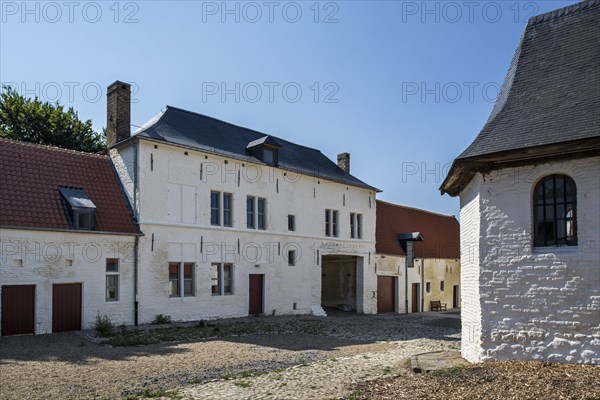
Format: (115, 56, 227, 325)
(532, 246, 578, 255)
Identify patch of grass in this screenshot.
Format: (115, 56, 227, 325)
(152, 314, 172, 325)
(445, 364, 467, 375)
(106, 333, 160, 347)
(233, 380, 252, 388)
(382, 367, 392, 374)
(124, 390, 182, 399)
(346, 389, 364, 400)
(271, 374, 283, 381)
(95, 313, 114, 337)
(220, 374, 234, 380)
(297, 358, 308, 366)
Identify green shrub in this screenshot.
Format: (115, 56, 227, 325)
(95, 313, 114, 337)
(152, 314, 172, 325)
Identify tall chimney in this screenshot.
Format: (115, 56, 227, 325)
(106, 81, 131, 147)
(337, 152, 350, 173)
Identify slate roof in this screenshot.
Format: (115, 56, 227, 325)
(376, 200, 460, 259)
(0, 139, 139, 234)
(442, 0, 600, 195)
(127, 106, 379, 191)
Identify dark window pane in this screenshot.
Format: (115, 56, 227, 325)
(247, 197, 255, 228)
(184, 263, 194, 296)
(211, 264, 220, 295)
(325, 210, 330, 236)
(257, 198, 266, 230)
(263, 148, 274, 164)
(211, 192, 220, 225)
(169, 262, 180, 297)
(106, 275, 118, 301)
(350, 213, 355, 238)
(288, 215, 295, 231)
(106, 258, 119, 272)
(332, 211, 338, 237)
(223, 193, 232, 227)
(223, 264, 232, 294)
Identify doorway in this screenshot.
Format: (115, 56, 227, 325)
(411, 282, 420, 313)
(453, 285, 460, 308)
(248, 274, 264, 315)
(52, 283, 82, 332)
(377, 276, 396, 313)
(1, 285, 35, 336)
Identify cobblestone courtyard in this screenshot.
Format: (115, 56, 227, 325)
(0, 312, 460, 399)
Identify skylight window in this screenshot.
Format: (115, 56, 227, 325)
(58, 187, 96, 230)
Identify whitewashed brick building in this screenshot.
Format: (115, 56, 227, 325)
(108, 81, 380, 324)
(441, 0, 600, 364)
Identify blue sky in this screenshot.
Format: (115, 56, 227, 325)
(0, 0, 577, 216)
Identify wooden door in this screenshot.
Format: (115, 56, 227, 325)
(377, 276, 395, 313)
(248, 275, 264, 315)
(453, 285, 459, 308)
(411, 283, 420, 313)
(52, 283, 82, 332)
(1, 285, 35, 336)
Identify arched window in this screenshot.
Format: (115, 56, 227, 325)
(533, 174, 577, 247)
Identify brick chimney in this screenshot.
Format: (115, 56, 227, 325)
(106, 81, 131, 147)
(337, 152, 350, 173)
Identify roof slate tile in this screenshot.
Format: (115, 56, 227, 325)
(0, 139, 138, 234)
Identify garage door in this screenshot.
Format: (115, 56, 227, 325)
(1, 285, 35, 336)
(52, 283, 82, 332)
(377, 276, 396, 313)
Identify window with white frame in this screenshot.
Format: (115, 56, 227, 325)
(325, 209, 339, 237)
(211, 263, 233, 295)
(106, 258, 119, 301)
(350, 213, 363, 239)
(247, 196, 255, 228)
(211, 191, 232, 227)
(169, 262, 195, 297)
(210, 191, 220, 226)
(169, 262, 181, 297)
(247, 197, 267, 230)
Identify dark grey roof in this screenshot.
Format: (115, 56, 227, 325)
(58, 187, 96, 209)
(397, 232, 423, 241)
(132, 106, 379, 191)
(247, 136, 281, 149)
(442, 0, 600, 196)
(459, 0, 599, 159)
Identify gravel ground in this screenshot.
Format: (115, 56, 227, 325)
(352, 361, 600, 400)
(0, 312, 459, 400)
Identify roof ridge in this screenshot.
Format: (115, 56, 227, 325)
(376, 199, 458, 220)
(0, 138, 107, 159)
(164, 105, 324, 153)
(528, 0, 599, 26)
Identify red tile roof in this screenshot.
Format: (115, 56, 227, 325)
(0, 139, 138, 234)
(376, 200, 459, 259)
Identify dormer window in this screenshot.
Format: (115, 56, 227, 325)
(263, 147, 275, 164)
(246, 136, 281, 166)
(58, 187, 96, 230)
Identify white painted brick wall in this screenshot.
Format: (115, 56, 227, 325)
(460, 157, 600, 364)
(114, 140, 377, 323)
(0, 229, 136, 332)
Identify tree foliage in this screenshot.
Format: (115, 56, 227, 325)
(0, 85, 105, 153)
